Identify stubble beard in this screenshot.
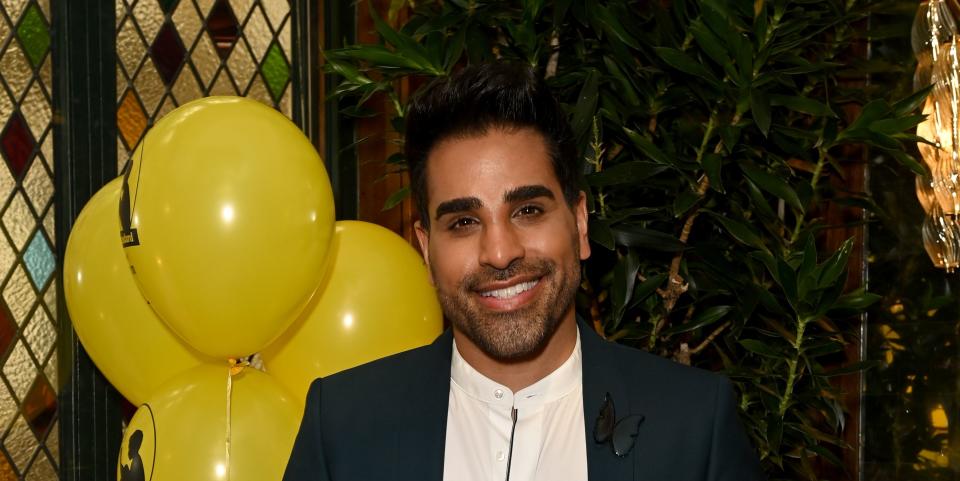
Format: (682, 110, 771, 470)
(435, 240, 582, 362)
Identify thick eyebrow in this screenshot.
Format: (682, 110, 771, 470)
(434, 197, 483, 220)
(503, 184, 555, 204)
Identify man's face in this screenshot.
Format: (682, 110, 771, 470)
(415, 127, 590, 361)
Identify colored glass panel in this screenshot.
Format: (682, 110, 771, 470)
(117, 90, 147, 150)
(22, 233, 52, 290)
(21, 376, 54, 438)
(15, 4, 48, 68)
(0, 304, 16, 360)
(118, 0, 294, 171)
(260, 41, 288, 102)
(0, 112, 33, 179)
(0, 452, 15, 481)
(150, 21, 186, 86)
(207, 0, 238, 59)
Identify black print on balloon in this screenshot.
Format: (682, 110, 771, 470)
(119, 430, 146, 481)
(119, 135, 143, 247)
(593, 392, 644, 457)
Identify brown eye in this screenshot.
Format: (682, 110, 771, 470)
(449, 217, 477, 230)
(516, 205, 543, 217)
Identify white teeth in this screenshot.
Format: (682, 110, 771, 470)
(480, 280, 538, 299)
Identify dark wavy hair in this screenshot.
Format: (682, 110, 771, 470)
(404, 62, 580, 228)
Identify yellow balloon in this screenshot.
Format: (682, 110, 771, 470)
(262, 221, 443, 402)
(116, 364, 300, 481)
(120, 97, 335, 359)
(64, 178, 213, 404)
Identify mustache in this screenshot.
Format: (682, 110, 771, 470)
(463, 259, 555, 290)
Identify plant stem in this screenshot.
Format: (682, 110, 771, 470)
(789, 149, 827, 245)
(695, 112, 717, 165)
(779, 316, 808, 417)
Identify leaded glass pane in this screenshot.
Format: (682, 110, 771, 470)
(0, 7, 53, 464)
(116, 0, 295, 172)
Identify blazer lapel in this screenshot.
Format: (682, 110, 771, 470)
(395, 329, 453, 481)
(580, 321, 636, 481)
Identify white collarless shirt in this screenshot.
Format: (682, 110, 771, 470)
(442, 333, 588, 481)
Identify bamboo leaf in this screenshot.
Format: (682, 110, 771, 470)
(594, 5, 642, 50)
(654, 47, 721, 87)
(662, 305, 733, 336)
(891, 84, 932, 117)
(739, 162, 803, 212)
(382, 186, 410, 211)
(611, 249, 641, 327)
(611, 225, 686, 251)
(623, 127, 674, 165)
(750, 89, 771, 136)
(702, 153, 725, 193)
(707, 212, 768, 252)
(769, 94, 837, 118)
(571, 70, 601, 144)
(587, 161, 669, 186)
(740, 339, 787, 358)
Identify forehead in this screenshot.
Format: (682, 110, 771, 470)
(424, 127, 559, 206)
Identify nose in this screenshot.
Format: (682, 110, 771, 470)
(478, 221, 525, 270)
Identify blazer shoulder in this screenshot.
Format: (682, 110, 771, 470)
(317, 337, 448, 395)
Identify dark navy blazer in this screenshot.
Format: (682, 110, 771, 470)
(282, 321, 765, 480)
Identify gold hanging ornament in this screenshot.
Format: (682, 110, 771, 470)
(913, 0, 960, 270)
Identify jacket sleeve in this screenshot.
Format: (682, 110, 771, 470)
(283, 379, 331, 481)
(706, 378, 765, 481)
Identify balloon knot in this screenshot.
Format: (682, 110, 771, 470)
(228, 358, 250, 376)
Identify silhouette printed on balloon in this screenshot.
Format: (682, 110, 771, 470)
(120, 430, 146, 481)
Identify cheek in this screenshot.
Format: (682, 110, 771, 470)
(429, 241, 474, 287)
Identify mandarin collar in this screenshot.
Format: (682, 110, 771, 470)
(449, 330, 582, 410)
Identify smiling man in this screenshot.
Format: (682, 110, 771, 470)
(283, 63, 764, 481)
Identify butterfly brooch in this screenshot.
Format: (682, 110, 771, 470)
(593, 392, 645, 457)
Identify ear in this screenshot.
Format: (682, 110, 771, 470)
(414, 220, 435, 285)
(575, 191, 591, 261)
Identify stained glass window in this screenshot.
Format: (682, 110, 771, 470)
(0, 0, 59, 479)
(115, 0, 294, 171)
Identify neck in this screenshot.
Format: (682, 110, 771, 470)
(453, 313, 579, 393)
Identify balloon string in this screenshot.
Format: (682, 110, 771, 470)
(226, 365, 232, 481)
(226, 358, 250, 481)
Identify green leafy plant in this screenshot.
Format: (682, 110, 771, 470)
(325, 1, 924, 479)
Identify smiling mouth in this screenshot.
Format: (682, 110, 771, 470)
(479, 278, 541, 300)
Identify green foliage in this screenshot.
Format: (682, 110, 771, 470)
(325, 0, 923, 479)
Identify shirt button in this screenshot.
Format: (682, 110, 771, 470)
(496, 451, 505, 461)
(494, 389, 504, 399)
